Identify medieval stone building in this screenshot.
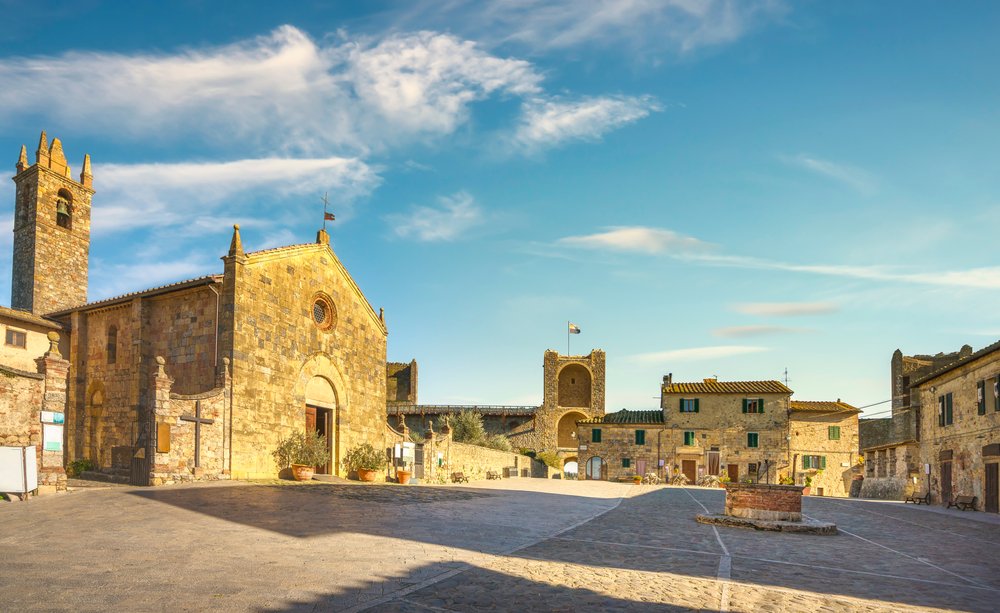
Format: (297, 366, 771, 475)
(1, 132, 388, 489)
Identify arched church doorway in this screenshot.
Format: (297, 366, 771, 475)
(558, 364, 592, 408)
(556, 411, 588, 448)
(305, 376, 337, 475)
(585, 456, 606, 480)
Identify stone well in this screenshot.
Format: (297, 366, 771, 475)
(696, 482, 837, 535)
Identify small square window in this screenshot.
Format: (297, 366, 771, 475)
(622, 458, 631, 468)
(828, 426, 841, 440)
(592, 428, 602, 443)
(635, 430, 646, 445)
(680, 398, 699, 413)
(5, 329, 26, 349)
(683, 431, 695, 446)
(747, 432, 759, 448)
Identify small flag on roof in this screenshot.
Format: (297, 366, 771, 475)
(324, 212, 336, 221)
(568, 323, 581, 334)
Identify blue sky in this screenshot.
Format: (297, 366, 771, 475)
(1, 1, 998, 414)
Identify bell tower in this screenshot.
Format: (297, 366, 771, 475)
(11, 131, 93, 314)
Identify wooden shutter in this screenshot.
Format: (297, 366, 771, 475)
(995, 376, 1000, 411)
(679, 398, 684, 412)
(820, 456, 827, 469)
(939, 396, 945, 426)
(946, 393, 953, 424)
(758, 398, 764, 413)
(742, 399, 748, 413)
(803, 456, 810, 469)
(979, 381, 987, 415)
(694, 399, 700, 413)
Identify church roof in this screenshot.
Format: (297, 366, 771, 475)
(579, 409, 665, 424)
(789, 400, 860, 414)
(0, 305, 64, 329)
(47, 275, 223, 316)
(662, 380, 793, 395)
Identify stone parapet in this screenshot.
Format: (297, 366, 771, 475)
(724, 483, 803, 522)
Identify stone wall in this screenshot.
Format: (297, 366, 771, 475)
(577, 424, 667, 481)
(446, 440, 548, 481)
(523, 349, 605, 456)
(917, 345, 1000, 508)
(150, 357, 230, 485)
(724, 483, 803, 521)
(789, 410, 860, 497)
(222, 231, 388, 479)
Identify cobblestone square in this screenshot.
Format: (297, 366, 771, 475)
(2, 480, 998, 612)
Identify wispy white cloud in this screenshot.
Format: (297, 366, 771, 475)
(94, 156, 379, 233)
(629, 345, 769, 363)
(402, 0, 788, 55)
(555, 225, 1000, 290)
(732, 302, 839, 317)
(782, 154, 876, 194)
(712, 325, 812, 338)
(385, 191, 485, 241)
(511, 95, 660, 153)
(558, 226, 710, 255)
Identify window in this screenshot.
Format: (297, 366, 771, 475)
(802, 455, 827, 469)
(978, 381, 987, 415)
(106, 325, 117, 365)
(995, 376, 1000, 412)
(591, 428, 602, 443)
(680, 398, 699, 413)
(748, 462, 758, 476)
(4, 329, 26, 348)
(683, 431, 695, 446)
(742, 398, 764, 413)
(865, 452, 875, 477)
(622, 458, 631, 468)
(828, 426, 841, 440)
(635, 430, 645, 445)
(938, 393, 953, 426)
(311, 292, 337, 331)
(888, 448, 897, 475)
(747, 432, 759, 448)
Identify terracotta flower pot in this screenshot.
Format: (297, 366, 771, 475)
(397, 470, 411, 485)
(357, 468, 377, 482)
(291, 464, 314, 481)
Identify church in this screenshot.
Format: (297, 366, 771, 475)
(0, 132, 389, 488)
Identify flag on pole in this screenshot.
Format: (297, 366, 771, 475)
(568, 323, 581, 334)
(324, 212, 336, 221)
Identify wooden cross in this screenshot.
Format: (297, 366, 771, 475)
(180, 400, 214, 468)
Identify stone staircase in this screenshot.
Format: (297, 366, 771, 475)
(78, 468, 130, 485)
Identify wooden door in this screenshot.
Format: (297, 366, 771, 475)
(682, 460, 697, 484)
(727, 464, 739, 482)
(636, 459, 647, 477)
(941, 461, 953, 504)
(306, 406, 317, 432)
(986, 462, 999, 513)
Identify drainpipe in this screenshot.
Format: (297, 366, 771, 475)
(207, 284, 221, 368)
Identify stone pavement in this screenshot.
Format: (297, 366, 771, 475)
(2, 480, 999, 612)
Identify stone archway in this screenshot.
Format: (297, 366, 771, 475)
(557, 363, 592, 408)
(556, 411, 588, 448)
(562, 455, 579, 477)
(305, 376, 337, 474)
(293, 353, 350, 476)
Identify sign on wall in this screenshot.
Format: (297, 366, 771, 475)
(42, 424, 63, 452)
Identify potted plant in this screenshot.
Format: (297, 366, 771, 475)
(632, 474, 642, 485)
(342, 443, 386, 482)
(803, 474, 813, 496)
(719, 474, 732, 488)
(273, 431, 329, 481)
(396, 458, 412, 484)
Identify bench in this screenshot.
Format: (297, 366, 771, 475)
(486, 470, 501, 480)
(946, 495, 977, 511)
(904, 492, 930, 505)
(450, 472, 470, 484)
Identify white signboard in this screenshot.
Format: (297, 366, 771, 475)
(43, 424, 63, 452)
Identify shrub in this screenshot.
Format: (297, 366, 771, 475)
(67, 458, 96, 477)
(450, 410, 487, 444)
(483, 433, 513, 452)
(535, 450, 562, 469)
(342, 443, 386, 472)
(272, 431, 329, 468)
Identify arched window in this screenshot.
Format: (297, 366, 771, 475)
(56, 189, 73, 229)
(107, 325, 117, 364)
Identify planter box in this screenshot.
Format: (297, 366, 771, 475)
(724, 483, 804, 522)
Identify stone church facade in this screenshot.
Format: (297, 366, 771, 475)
(0, 133, 388, 489)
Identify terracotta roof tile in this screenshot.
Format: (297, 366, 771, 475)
(663, 380, 793, 395)
(912, 339, 1000, 386)
(790, 400, 860, 414)
(47, 275, 223, 316)
(0, 305, 64, 329)
(579, 409, 665, 424)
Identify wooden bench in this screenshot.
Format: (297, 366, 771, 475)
(451, 472, 470, 484)
(947, 495, 977, 511)
(904, 492, 930, 505)
(485, 470, 501, 480)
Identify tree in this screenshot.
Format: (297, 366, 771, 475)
(451, 410, 487, 444)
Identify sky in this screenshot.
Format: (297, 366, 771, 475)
(0, 1, 998, 415)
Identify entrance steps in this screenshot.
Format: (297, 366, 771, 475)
(78, 470, 130, 485)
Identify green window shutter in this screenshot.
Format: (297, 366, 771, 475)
(622, 458, 630, 468)
(742, 398, 748, 413)
(592, 428, 602, 443)
(803, 456, 810, 469)
(979, 381, 987, 415)
(939, 397, 945, 426)
(995, 376, 1000, 411)
(694, 398, 700, 413)
(635, 430, 645, 445)
(679, 398, 684, 412)
(821, 456, 827, 469)
(946, 393, 953, 425)
(758, 398, 764, 413)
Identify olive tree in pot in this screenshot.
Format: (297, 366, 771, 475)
(272, 431, 329, 481)
(342, 443, 385, 482)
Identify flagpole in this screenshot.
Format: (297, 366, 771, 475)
(322, 192, 329, 232)
(567, 320, 570, 355)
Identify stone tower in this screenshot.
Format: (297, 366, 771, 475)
(535, 349, 606, 456)
(11, 131, 93, 314)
